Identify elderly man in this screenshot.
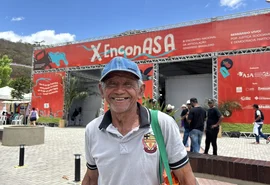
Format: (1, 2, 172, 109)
(82, 57, 196, 185)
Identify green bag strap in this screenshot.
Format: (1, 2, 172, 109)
(150, 109, 173, 185)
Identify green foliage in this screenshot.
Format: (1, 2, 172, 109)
(203, 99, 242, 117)
(65, 77, 89, 112)
(11, 65, 32, 79)
(142, 97, 179, 122)
(218, 100, 242, 117)
(0, 39, 33, 79)
(0, 39, 33, 66)
(222, 122, 270, 133)
(0, 55, 13, 87)
(9, 77, 32, 99)
(37, 116, 61, 124)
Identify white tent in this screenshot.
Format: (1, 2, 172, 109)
(23, 93, 32, 101)
(0, 86, 14, 100)
(0, 86, 32, 101)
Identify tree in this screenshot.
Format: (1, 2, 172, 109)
(64, 76, 100, 125)
(0, 55, 13, 87)
(65, 77, 89, 113)
(9, 77, 32, 99)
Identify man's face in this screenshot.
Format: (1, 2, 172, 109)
(99, 72, 145, 114)
(187, 104, 192, 109)
(208, 102, 214, 108)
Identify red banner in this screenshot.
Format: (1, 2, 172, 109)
(31, 72, 65, 118)
(33, 13, 270, 70)
(218, 53, 270, 124)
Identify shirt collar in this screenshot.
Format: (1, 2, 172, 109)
(98, 103, 150, 130)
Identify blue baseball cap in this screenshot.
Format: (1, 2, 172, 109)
(100, 57, 142, 81)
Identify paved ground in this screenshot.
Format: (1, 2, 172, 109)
(0, 126, 269, 185)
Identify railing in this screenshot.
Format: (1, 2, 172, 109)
(189, 152, 270, 185)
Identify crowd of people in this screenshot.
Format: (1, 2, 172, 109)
(1, 111, 21, 124)
(1, 107, 39, 126)
(180, 98, 223, 155)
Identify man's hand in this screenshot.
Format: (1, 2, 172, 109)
(211, 124, 218, 129)
(82, 169, 98, 185)
(173, 162, 197, 185)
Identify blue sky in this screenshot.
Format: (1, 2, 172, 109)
(0, 0, 269, 44)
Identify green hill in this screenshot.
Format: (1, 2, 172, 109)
(0, 39, 34, 78)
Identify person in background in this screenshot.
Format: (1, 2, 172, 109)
(11, 111, 20, 120)
(148, 98, 157, 109)
(187, 98, 206, 153)
(252, 104, 270, 144)
(25, 106, 31, 125)
(5, 112, 11, 124)
(166, 104, 175, 119)
(180, 104, 187, 127)
(29, 107, 39, 126)
(82, 57, 196, 185)
(7, 112, 14, 124)
(181, 100, 192, 147)
(204, 99, 223, 155)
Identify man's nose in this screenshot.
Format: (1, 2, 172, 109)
(114, 84, 126, 92)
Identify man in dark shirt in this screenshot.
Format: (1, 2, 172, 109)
(181, 100, 191, 147)
(187, 98, 206, 153)
(204, 99, 223, 155)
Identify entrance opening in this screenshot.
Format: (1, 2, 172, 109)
(159, 59, 212, 119)
(68, 69, 102, 126)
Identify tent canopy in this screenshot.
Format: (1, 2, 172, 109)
(0, 86, 14, 100)
(2, 100, 30, 104)
(0, 86, 32, 101)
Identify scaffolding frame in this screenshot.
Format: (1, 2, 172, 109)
(30, 8, 270, 115)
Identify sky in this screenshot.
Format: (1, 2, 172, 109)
(0, 0, 269, 45)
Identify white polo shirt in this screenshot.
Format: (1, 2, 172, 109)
(85, 104, 188, 185)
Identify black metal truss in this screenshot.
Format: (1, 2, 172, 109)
(71, 71, 100, 81)
(153, 63, 159, 101)
(33, 46, 270, 115)
(212, 57, 218, 102)
(218, 47, 270, 56)
(33, 46, 269, 74)
(63, 71, 70, 119)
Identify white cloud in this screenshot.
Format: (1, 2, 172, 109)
(205, 3, 210, 8)
(220, 0, 245, 9)
(11, 17, 25, 21)
(0, 30, 76, 45)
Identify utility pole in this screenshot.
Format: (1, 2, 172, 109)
(34, 40, 45, 46)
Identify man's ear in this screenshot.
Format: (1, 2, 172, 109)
(138, 84, 145, 100)
(98, 83, 105, 99)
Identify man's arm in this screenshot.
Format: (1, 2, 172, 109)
(187, 110, 192, 123)
(181, 109, 188, 121)
(82, 168, 98, 185)
(212, 108, 224, 128)
(255, 110, 261, 122)
(173, 163, 197, 185)
(212, 115, 223, 128)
